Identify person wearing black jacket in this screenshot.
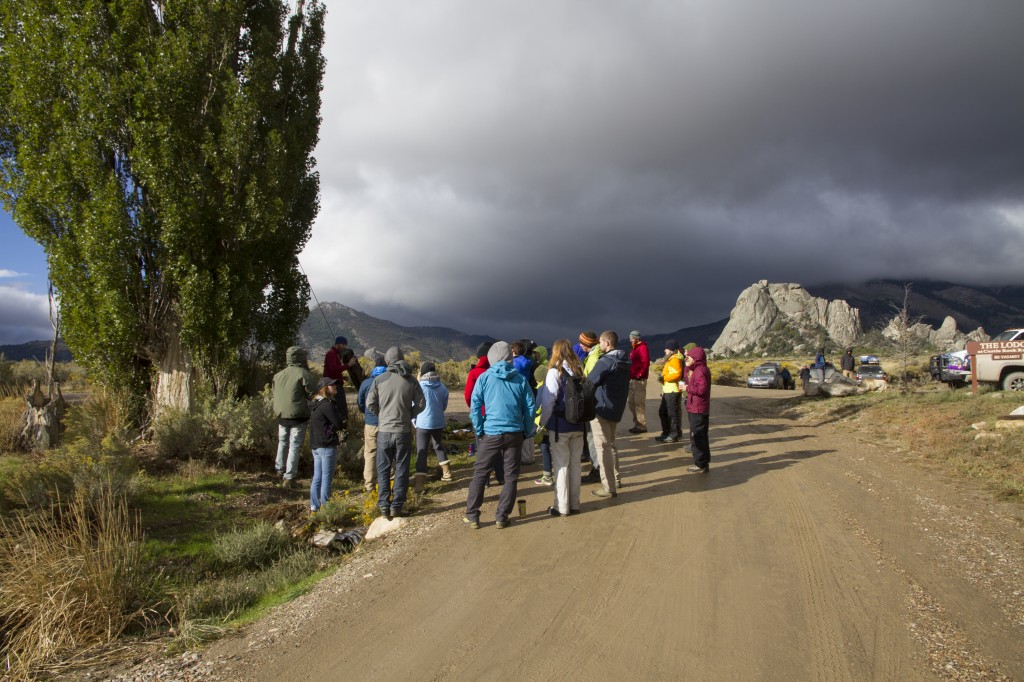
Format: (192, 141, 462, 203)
(841, 348, 856, 379)
(309, 378, 347, 514)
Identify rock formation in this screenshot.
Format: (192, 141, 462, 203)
(712, 281, 862, 356)
(881, 315, 988, 351)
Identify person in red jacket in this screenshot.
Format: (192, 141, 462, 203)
(324, 336, 359, 387)
(627, 330, 650, 433)
(680, 346, 711, 473)
(465, 342, 502, 485)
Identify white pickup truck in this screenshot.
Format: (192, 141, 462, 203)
(965, 328, 1024, 392)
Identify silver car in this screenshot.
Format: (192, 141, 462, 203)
(746, 367, 783, 389)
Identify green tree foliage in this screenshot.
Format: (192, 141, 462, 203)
(0, 0, 326, 413)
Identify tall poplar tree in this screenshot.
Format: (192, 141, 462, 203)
(0, 0, 325, 415)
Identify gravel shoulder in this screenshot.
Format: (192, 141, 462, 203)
(110, 385, 1024, 681)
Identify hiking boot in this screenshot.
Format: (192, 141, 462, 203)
(547, 506, 564, 517)
(568, 509, 581, 515)
(591, 488, 615, 498)
(440, 462, 452, 481)
(628, 427, 647, 434)
(687, 465, 709, 474)
(496, 519, 510, 529)
(463, 516, 479, 529)
(414, 472, 426, 493)
(664, 434, 681, 443)
(615, 477, 623, 488)
(280, 477, 295, 489)
(391, 508, 410, 518)
(379, 508, 392, 520)
(534, 474, 554, 486)
(654, 434, 669, 442)
(582, 468, 601, 483)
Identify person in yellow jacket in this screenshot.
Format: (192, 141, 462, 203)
(654, 339, 685, 443)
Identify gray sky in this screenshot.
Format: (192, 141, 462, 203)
(4, 1, 1024, 346)
(299, 0, 1024, 343)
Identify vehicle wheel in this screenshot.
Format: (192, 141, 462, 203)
(1002, 371, 1024, 392)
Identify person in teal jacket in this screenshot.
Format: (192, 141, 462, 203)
(464, 341, 537, 529)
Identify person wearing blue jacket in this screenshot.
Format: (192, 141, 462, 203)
(587, 331, 631, 498)
(413, 361, 450, 490)
(357, 355, 387, 493)
(463, 341, 537, 530)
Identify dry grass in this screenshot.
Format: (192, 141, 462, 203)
(0, 489, 155, 679)
(784, 386, 1024, 501)
(0, 397, 24, 453)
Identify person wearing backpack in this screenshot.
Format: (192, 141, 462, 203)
(536, 339, 591, 517)
(463, 341, 537, 529)
(655, 339, 685, 443)
(587, 331, 631, 498)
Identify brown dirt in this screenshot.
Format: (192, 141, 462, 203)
(115, 385, 1024, 681)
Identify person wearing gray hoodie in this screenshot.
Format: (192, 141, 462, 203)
(586, 331, 631, 498)
(367, 346, 426, 518)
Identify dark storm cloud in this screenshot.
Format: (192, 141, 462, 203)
(301, 0, 1024, 343)
(0, 284, 51, 345)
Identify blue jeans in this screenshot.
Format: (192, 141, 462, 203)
(376, 431, 412, 513)
(276, 422, 308, 480)
(310, 447, 337, 511)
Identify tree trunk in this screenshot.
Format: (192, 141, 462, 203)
(155, 332, 195, 414)
(17, 380, 67, 450)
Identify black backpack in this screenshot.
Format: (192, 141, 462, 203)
(560, 372, 597, 424)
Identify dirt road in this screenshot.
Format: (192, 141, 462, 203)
(209, 385, 1024, 681)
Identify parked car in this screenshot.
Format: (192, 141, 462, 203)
(858, 355, 880, 365)
(746, 366, 783, 389)
(929, 350, 971, 387)
(854, 364, 888, 382)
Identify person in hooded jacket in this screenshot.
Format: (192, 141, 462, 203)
(587, 330, 631, 498)
(308, 377, 347, 513)
(413, 361, 451, 489)
(272, 346, 316, 487)
(680, 346, 712, 473)
(464, 341, 504, 486)
(463, 341, 537, 529)
(367, 346, 426, 519)
(357, 354, 388, 492)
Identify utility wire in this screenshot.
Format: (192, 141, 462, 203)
(298, 260, 336, 340)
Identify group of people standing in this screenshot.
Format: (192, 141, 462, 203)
(270, 330, 712, 526)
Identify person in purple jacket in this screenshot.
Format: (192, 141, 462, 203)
(680, 346, 711, 473)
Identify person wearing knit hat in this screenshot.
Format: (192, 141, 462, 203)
(627, 331, 651, 433)
(574, 331, 599, 361)
(464, 340, 505, 488)
(464, 341, 537, 530)
(324, 336, 359, 389)
(655, 339, 685, 444)
(413, 360, 451, 487)
(367, 346, 426, 519)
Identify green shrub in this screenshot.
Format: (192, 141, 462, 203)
(153, 408, 214, 460)
(203, 388, 277, 460)
(213, 521, 292, 571)
(176, 546, 323, 627)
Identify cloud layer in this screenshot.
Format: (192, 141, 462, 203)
(298, 0, 1024, 342)
(0, 285, 51, 346)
